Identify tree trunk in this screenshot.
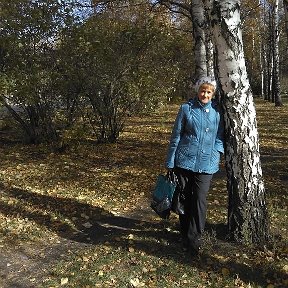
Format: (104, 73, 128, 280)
(190, 0, 207, 81)
(260, 43, 264, 98)
(284, 0, 288, 43)
(210, 0, 269, 244)
(262, 42, 270, 101)
(272, 0, 283, 107)
(0, 96, 32, 139)
(203, 0, 215, 79)
(0, 95, 59, 144)
(268, 7, 274, 103)
(261, 2, 274, 102)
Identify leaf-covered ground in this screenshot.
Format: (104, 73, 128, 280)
(0, 98, 287, 288)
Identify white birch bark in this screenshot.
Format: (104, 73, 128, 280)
(273, 0, 282, 106)
(203, 0, 215, 79)
(261, 2, 273, 101)
(205, 35, 214, 78)
(260, 0, 265, 99)
(210, 0, 269, 243)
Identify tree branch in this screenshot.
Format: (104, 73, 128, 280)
(157, 0, 192, 20)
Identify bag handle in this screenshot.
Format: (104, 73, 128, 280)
(166, 169, 178, 184)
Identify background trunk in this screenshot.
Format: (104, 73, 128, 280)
(272, 0, 282, 106)
(284, 0, 288, 43)
(203, 0, 215, 79)
(190, 0, 207, 81)
(211, 0, 269, 244)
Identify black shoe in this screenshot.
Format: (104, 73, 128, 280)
(189, 246, 199, 257)
(182, 238, 189, 252)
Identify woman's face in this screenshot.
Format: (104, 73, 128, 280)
(197, 84, 215, 104)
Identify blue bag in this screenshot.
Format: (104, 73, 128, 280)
(150, 173, 177, 219)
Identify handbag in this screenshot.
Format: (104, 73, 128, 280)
(170, 168, 185, 215)
(171, 186, 185, 215)
(150, 171, 177, 219)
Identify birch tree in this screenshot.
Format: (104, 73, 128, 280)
(260, 2, 272, 101)
(204, 1, 215, 79)
(272, 0, 283, 106)
(284, 0, 288, 86)
(210, 0, 269, 243)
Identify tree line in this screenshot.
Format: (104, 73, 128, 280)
(0, 0, 286, 145)
(0, 0, 194, 144)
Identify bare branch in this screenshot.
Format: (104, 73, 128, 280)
(241, 3, 262, 20)
(76, 0, 149, 10)
(158, 0, 191, 11)
(157, 0, 192, 20)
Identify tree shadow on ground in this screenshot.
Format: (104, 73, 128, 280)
(0, 182, 173, 245)
(0, 183, 286, 287)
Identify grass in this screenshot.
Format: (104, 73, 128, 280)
(0, 98, 287, 288)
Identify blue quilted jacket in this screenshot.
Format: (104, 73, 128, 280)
(166, 98, 224, 174)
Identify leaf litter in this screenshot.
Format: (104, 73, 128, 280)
(0, 99, 287, 287)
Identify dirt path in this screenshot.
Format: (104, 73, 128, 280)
(0, 203, 158, 288)
(0, 239, 80, 288)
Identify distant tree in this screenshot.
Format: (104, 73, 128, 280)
(158, 0, 209, 82)
(259, 0, 284, 105)
(190, 0, 208, 80)
(58, 3, 189, 142)
(284, 0, 288, 42)
(261, 1, 274, 101)
(272, 0, 283, 106)
(284, 0, 288, 87)
(240, 0, 262, 95)
(0, 0, 74, 144)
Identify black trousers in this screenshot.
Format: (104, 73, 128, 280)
(174, 167, 213, 249)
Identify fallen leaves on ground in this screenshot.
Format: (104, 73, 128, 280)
(0, 99, 287, 287)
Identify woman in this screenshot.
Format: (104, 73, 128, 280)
(166, 76, 224, 256)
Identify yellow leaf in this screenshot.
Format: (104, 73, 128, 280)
(130, 278, 145, 287)
(60, 278, 69, 285)
(142, 267, 148, 273)
(128, 234, 134, 239)
(283, 264, 288, 273)
(130, 278, 139, 287)
(128, 247, 135, 253)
